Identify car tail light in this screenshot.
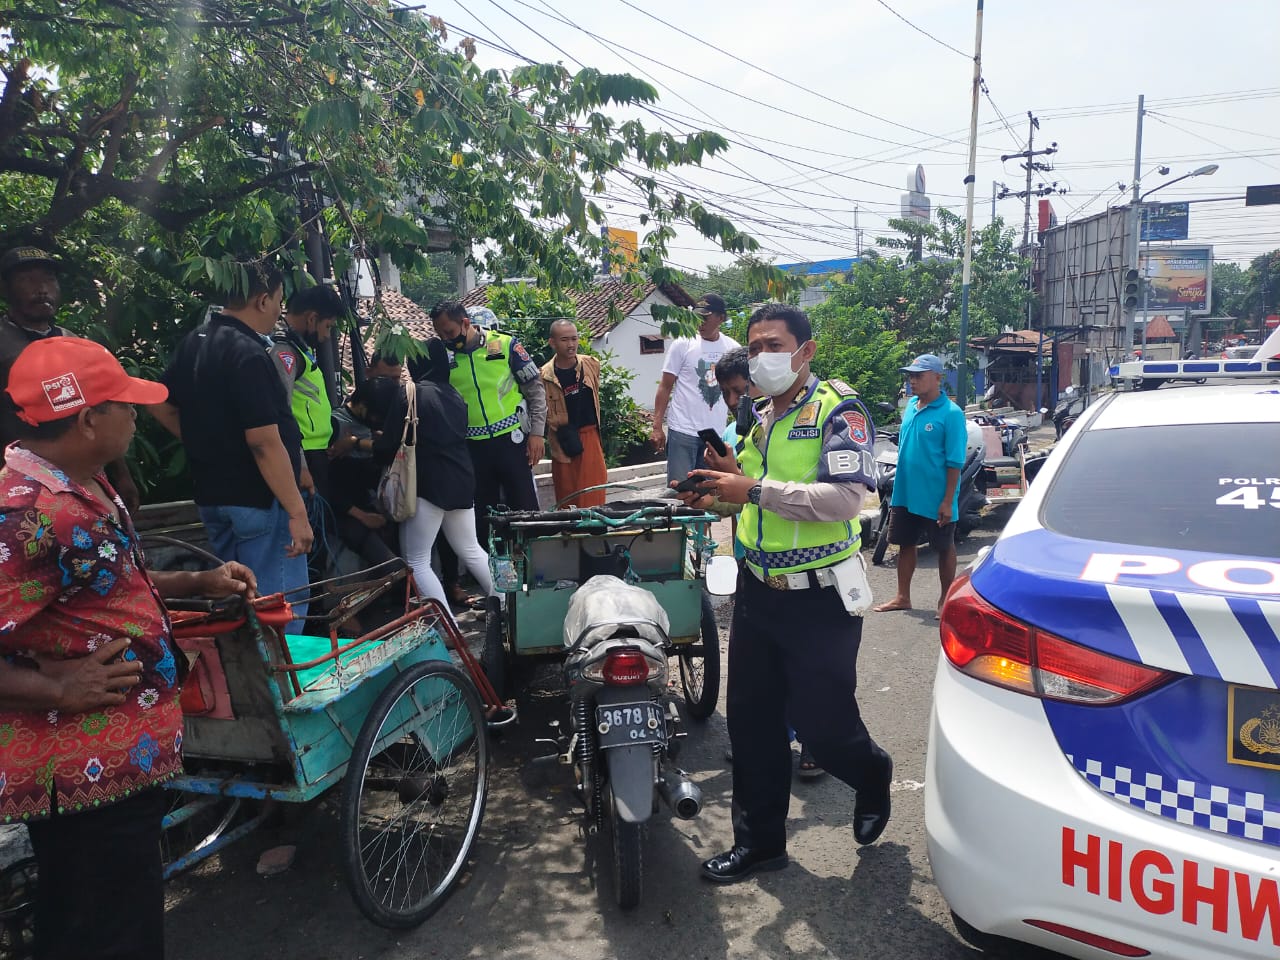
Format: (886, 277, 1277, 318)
(602, 648, 650, 686)
(1023, 919, 1149, 957)
(940, 575, 1173, 704)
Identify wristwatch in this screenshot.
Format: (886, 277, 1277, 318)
(747, 483, 763, 506)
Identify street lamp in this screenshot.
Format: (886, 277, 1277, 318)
(1138, 164, 1219, 353)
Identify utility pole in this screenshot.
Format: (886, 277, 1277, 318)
(956, 0, 984, 408)
(991, 181, 998, 224)
(1122, 95, 1145, 354)
(998, 118, 1063, 411)
(855, 206, 863, 259)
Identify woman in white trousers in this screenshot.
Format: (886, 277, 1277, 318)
(400, 500, 493, 622)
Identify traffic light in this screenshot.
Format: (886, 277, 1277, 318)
(1122, 269, 1140, 310)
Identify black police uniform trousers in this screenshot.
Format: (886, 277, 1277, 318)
(468, 432, 539, 543)
(727, 567, 891, 854)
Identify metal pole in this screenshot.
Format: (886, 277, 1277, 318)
(1140, 209, 1151, 354)
(1022, 113, 1035, 254)
(1123, 95, 1145, 354)
(992, 181, 998, 223)
(957, 0, 984, 409)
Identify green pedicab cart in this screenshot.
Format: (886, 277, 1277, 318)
(482, 495, 722, 719)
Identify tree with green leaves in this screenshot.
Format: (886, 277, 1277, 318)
(1, 0, 793, 496)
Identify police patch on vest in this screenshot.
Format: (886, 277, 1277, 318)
(794, 402, 820, 428)
(841, 410, 868, 444)
(277, 350, 297, 375)
(828, 378, 856, 397)
(788, 427, 820, 440)
(513, 342, 532, 364)
(486, 339, 503, 357)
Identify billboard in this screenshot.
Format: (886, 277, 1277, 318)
(603, 227, 639, 273)
(1139, 245, 1213, 314)
(1140, 203, 1190, 242)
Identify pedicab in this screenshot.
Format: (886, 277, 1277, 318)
(482, 487, 721, 718)
(157, 554, 507, 929)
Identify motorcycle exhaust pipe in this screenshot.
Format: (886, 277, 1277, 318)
(658, 767, 702, 820)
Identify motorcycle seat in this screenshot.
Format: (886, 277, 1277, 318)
(983, 455, 1021, 470)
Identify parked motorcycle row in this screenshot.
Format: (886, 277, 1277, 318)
(867, 397, 1081, 565)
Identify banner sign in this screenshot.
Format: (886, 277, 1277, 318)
(1141, 203, 1190, 242)
(1139, 245, 1213, 314)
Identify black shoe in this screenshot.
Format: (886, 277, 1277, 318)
(853, 754, 893, 846)
(700, 845, 788, 884)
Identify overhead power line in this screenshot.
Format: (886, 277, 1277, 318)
(615, 0, 969, 145)
(872, 0, 970, 58)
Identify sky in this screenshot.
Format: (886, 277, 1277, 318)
(427, 0, 1280, 272)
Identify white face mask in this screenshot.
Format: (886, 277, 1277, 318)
(749, 346, 803, 396)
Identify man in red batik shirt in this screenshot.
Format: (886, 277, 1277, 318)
(0, 337, 255, 960)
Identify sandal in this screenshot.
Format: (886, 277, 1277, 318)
(796, 748, 825, 780)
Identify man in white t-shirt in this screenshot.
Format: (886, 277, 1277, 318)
(651, 293, 741, 484)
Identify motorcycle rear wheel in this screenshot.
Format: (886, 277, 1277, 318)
(871, 501, 891, 566)
(607, 784, 644, 910)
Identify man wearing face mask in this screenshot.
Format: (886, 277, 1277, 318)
(270, 284, 345, 504)
(416, 300, 545, 555)
(681, 303, 892, 884)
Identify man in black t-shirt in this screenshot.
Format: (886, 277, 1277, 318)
(0, 246, 141, 513)
(152, 263, 313, 617)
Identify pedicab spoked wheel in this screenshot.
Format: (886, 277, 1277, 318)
(340, 661, 489, 928)
(0, 857, 36, 960)
(606, 784, 644, 910)
(678, 592, 721, 721)
(480, 601, 507, 702)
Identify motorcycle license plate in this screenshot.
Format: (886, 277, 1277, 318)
(595, 701, 666, 749)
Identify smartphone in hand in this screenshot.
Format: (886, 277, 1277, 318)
(673, 476, 716, 496)
(697, 428, 729, 457)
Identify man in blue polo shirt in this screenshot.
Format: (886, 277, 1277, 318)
(874, 354, 966, 617)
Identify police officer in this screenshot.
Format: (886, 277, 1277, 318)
(418, 301, 546, 546)
(682, 302, 893, 883)
(269, 284, 346, 501)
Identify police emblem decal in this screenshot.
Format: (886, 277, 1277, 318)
(1228, 686, 1280, 771)
(841, 410, 868, 445)
(794, 402, 820, 428)
(277, 351, 297, 374)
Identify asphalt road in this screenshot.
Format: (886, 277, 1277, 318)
(164, 514, 1058, 960)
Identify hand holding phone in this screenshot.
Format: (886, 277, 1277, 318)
(673, 476, 716, 495)
(697, 428, 729, 457)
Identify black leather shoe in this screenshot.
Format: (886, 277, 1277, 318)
(700, 845, 788, 884)
(854, 755, 893, 845)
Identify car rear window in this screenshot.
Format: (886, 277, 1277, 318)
(1042, 423, 1280, 558)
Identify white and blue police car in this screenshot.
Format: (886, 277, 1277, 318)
(928, 358, 1280, 959)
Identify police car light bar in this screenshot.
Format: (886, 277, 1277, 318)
(1109, 358, 1280, 389)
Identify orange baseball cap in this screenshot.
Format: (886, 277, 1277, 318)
(6, 337, 168, 425)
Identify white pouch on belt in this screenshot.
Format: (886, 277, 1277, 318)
(817, 553, 874, 617)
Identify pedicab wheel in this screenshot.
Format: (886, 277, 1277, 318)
(480, 600, 507, 702)
(678, 593, 721, 721)
(606, 784, 644, 910)
(0, 857, 36, 960)
(871, 501, 891, 566)
(340, 661, 488, 929)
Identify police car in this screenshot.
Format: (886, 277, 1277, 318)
(927, 358, 1280, 959)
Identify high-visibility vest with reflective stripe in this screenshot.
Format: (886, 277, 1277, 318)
(736, 380, 860, 576)
(272, 335, 332, 451)
(449, 331, 521, 439)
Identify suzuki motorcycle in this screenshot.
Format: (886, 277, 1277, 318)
(548, 575, 701, 909)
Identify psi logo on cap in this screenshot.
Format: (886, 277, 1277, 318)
(41, 372, 85, 414)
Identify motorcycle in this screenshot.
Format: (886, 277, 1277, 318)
(547, 575, 701, 909)
(869, 420, 988, 566)
(1051, 389, 1088, 440)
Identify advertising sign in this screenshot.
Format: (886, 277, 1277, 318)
(1140, 203, 1190, 242)
(1139, 245, 1213, 314)
(604, 227, 639, 273)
